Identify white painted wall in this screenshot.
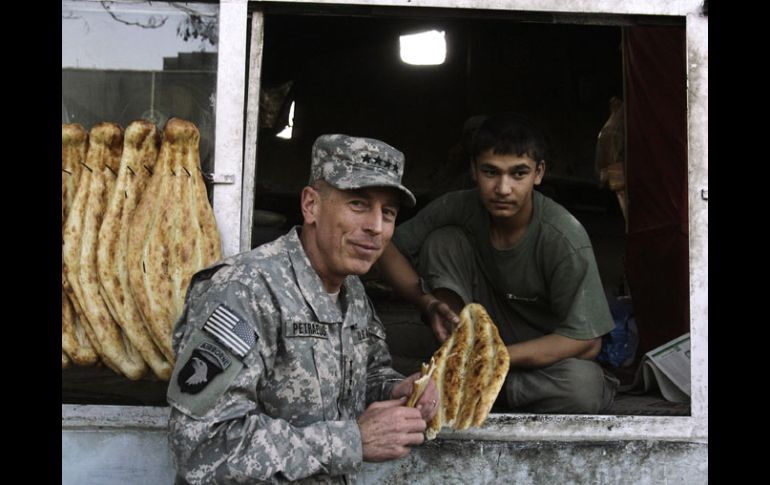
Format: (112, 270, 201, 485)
(62, 430, 175, 485)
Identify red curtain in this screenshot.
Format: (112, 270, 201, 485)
(623, 26, 689, 357)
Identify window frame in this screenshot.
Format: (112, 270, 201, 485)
(62, 0, 707, 446)
(240, 0, 707, 443)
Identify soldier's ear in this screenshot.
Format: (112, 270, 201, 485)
(300, 185, 319, 224)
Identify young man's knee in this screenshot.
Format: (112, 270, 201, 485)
(559, 359, 607, 414)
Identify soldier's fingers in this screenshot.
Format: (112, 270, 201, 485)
(394, 372, 420, 397)
(369, 397, 408, 410)
(415, 394, 435, 414)
(382, 405, 423, 425)
(396, 412, 427, 432)
(416, 398, 437, 421)
(399, 431, 425, 447)
(388, 444, 413, 459)
(423, 403, 438, 422)
(406, 371, 422, 384)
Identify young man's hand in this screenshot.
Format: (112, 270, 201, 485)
(420, 296, 460, 343)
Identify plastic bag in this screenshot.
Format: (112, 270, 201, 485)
(597, 296, 638, 368)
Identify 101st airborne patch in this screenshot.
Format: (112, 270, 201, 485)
(178, 341, 232, 394)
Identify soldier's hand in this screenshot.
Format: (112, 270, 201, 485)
(357, 398, 426, 462)
(391, 373, 439, 422)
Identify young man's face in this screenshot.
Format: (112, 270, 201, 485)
(305, 185, 400, 282)
(472, 149, 545, 223)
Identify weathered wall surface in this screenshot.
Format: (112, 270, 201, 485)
(62, 427, 706, 485)
(62, 429, 175, 485)
(359, 439, 707, 484)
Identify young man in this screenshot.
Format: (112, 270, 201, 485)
(167, 134, 438, 484)
(378, 113, 618, 414)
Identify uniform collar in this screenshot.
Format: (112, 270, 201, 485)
(285, 226, 345, 324)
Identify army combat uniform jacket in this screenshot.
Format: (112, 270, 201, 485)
(167, 227, 404, 484)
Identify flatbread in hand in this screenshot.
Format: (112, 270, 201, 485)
(408, 303, 510, 440)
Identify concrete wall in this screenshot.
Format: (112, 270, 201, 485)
(62, 429, 175, 485)
(62, 426, 707, 485)
(62, 405, 707, 484)
(360, 439, 707, 484)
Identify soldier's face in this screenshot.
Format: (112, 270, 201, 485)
(305, 185, 400, 281)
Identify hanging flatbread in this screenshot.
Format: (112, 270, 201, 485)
(61, 123, 98, 367)
(408, 303, 509, 440)
(63, 122, 148, 379)
(61, 287, 99, 366)
(97, 120, 173, 380)
(128, 118, 222, 363)
(62, 123, 87, 230)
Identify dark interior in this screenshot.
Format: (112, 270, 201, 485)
(252, 9, 628, 303)
(254, 13, 624, 207)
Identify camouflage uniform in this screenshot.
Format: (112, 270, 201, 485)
(168, 227, 404, 484)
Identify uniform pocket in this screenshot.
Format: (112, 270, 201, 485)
(259, 319, 337, 424)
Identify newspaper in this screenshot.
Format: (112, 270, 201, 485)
(631, 333, 691, 403)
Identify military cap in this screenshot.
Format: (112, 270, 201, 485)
(309, 134, 416, 207)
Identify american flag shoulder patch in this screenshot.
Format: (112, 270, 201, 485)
(202, 304, 257, 358)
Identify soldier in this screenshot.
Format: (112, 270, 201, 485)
(167, 134, 438, 484)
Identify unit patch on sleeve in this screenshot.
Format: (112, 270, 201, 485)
(203, 304, 257, 358)
(178, 341, 232, 394)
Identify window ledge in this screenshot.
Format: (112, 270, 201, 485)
(61, 405, 707, 443)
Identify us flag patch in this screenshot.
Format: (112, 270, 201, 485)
(203, 304, 257, 358)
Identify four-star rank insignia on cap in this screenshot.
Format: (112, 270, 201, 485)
(361, 154, 397, 171)
(203, 304, 257, 359)
(178, 341, 232, 394)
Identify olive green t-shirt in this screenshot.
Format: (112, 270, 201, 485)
(392, 188, 613, 341)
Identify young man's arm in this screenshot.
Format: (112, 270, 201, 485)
(506, 333, 601, 368)
(377, 244, 459, 342)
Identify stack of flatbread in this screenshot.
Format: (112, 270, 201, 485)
(62, 124, 99, 369)
(128, 118, 222, 363)
(407, 303, 510, 440)
(61, 118, 221, 381)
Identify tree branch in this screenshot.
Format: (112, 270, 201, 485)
(100, 1, 168, 29)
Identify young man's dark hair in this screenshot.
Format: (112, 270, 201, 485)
(470, 112, 547, 165)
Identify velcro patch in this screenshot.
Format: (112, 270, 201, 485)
(178, 342, 232, 394)
(352, 327, 368, 344)
(203, 304, 257, 358)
